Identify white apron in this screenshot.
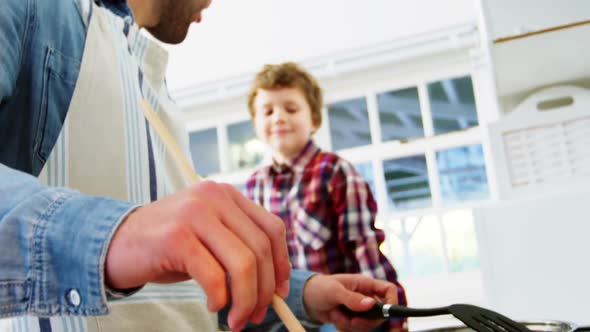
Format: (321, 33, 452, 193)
(4, 2, 221, 332)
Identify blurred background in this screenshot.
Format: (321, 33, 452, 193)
(163, 1, 590, 329)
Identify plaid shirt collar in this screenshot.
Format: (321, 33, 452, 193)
(270, 140, 320, 175)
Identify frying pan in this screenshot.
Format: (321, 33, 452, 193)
(341, 303, 590, 332)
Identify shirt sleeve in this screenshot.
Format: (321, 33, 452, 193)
(244, 171, 260, 203)
(0, 0, 27, 103)
(330, 160, 399, 283)
(0, 163, 138, 317)
(218, 269, 318, 330)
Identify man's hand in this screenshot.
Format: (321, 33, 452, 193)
(303, 274, 400, 332)
(104, 180, 291, 331)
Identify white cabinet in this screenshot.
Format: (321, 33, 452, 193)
(473, 4, 590, 325)
(477, 0, 590, 113)
(473, 188, 590, 325)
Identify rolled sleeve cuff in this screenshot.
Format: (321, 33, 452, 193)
(284, 269, 317, 322)
(32, 188, 138, 316)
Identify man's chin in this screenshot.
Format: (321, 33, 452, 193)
(146, 25, 190, 44)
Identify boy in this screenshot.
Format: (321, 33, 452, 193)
(245, 62, 407, 331)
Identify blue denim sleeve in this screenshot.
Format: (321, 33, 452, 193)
(0, 0, 26, 103)
(0, 164, 138, 317)
(278, 269, 316, 322)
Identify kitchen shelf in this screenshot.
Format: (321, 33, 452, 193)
(490, 20, 590, 100)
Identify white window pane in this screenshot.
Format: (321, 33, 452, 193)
(328, 97, 371, 150)
(189, 128, 219, 176)
(377, 87, 424, 142)
(428, 76, 479, 135)
(436, 144, 489, 203)
(441, 209, 480, 272)
(353, 162, 376, 198)
(227, 120, 265, 171)
(382, 215, 445, 278)
(409, 215, 445, 276)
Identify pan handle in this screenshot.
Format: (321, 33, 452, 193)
(339, 302, 450, 319)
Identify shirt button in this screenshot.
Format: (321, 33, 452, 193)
(67, 289, 81, 307)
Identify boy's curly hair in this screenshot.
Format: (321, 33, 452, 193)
(247, 62, 323, 127)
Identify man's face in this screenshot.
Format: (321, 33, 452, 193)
(147, 0, 212, 44)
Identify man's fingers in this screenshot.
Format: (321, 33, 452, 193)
(180, 234, 228, 311)
(192, 215, 259, 330)
(214, 189, 276, 317)
(225, 185, 291, 290)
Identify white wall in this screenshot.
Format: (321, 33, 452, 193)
(164, 0, 477, 91)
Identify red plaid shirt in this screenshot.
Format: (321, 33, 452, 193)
(246, 141, 407, 328)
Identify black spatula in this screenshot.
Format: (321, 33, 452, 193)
(340, 303, 531, 332)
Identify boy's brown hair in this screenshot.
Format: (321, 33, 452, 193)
(247, 62, 323, 127)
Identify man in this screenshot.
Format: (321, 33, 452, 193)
(0, 0, 400, 331)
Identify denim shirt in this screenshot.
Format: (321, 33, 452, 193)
(0, 0, 139, 318)
(0, 0, 314, 324)
(0, 0, 131, 175)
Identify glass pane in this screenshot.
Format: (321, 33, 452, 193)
(382, 155, 432, 211)
(428, 76, 479, 135)
(441, 209, 480, 272)
(227, 120, 265, 171)
(189, 128, 219, 176)
(377, 87, 424, 142)
(328, 97, 371, 150)
(380, 218, 406, 274)
(410, 214, 445, 276)
(353, 162, 376, 198)
(382, 215, 445, 278)
(436, 144, 489, 203)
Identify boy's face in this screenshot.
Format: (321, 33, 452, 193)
(253, 87, 318, 163)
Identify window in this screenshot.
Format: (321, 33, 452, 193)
(383, 208, 479, 278)
(442, 209, 479, 272)
(383, 156, 432, 211)
(377, 87, 424, 142)
(436, 144, 489, 203)
(354, 162, 377, 198)
(189, 128, 220, 176)
(227, 120, 265, 171)
(327, 97, 371, 150)
(326, 75, 486, 211)
(324, 73, 487, 281)
(428, 76, 479, 135)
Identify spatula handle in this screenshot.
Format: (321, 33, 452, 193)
(339, 302, 450, 319)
